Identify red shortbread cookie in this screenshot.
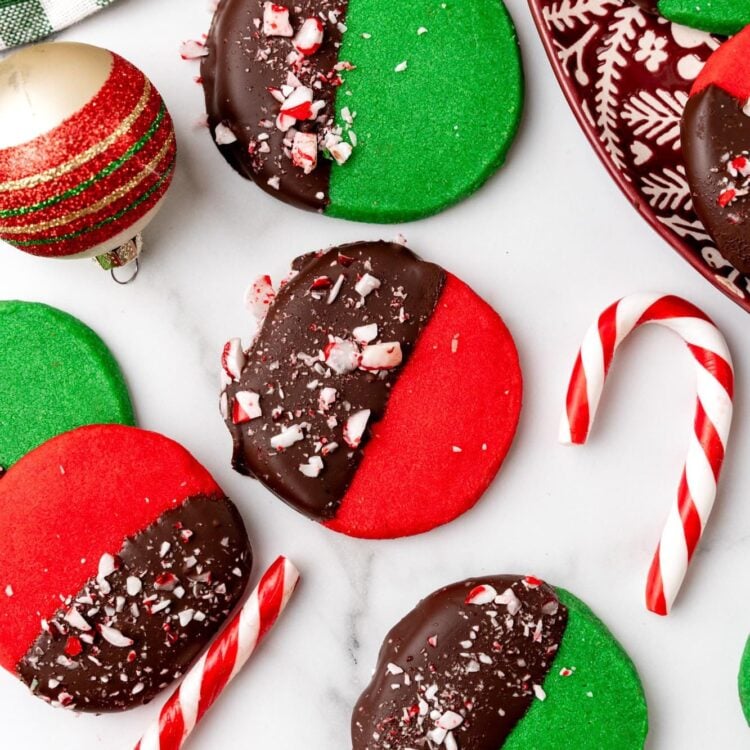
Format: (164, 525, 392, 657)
(0, 424, 252, 712)
(222, 242, 523, 539)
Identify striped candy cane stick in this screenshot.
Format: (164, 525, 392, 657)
(135, 556, 300, 750)
(560, 294, 734, 616)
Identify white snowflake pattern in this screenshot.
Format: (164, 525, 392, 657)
(635, 30, 668, 72)
(621, 89, 687, 150)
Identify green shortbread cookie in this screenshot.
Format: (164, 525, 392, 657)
(656, 0, 750, 35)
(203, 0, 524, 223)
(352, 576, 648, 749)
(0, 301, 135, 469)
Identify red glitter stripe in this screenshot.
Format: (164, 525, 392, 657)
(0, 85, 163, 211)
(636, 295, 712, 326)
(156, 690, 187, 750)
(5, 143, 175, 257)
(0, 54, 145, 179)
(646, 549, 667, 616)
(196, 617, 240, 724)
(1, 112, 173, 232)
(688, 344, 734, 398)
(565, 353, 589, 444)
(598, 301, 619, 374)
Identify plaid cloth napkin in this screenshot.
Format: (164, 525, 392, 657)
(0, 0, 115, 50)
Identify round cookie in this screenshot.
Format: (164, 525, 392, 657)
(0, 301, 134, 470)
(634, 0, 750, 35)
(0, 424, 252, 712)
(740, 637, 750, 724)
(202, 0, 523, 222)
(681, 26, 750, 274)
(352, 575, 648, 749)
(221, 241, 522, 539)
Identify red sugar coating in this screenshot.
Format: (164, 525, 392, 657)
(327, 273, 523, 538)
(0, 425, 222, 671)
(691, 25, 750, 99)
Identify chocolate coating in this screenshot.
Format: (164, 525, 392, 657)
(223, 241, 445, 521)
(630, 0, 659, 13)
(202, 0, 347, 211)
(682, 84, 750, 273)
(352, 575, 567, 750)
(17, 495, 252, 712)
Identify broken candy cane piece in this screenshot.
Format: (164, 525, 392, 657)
(355, 273, 381, 298)
(214, 123, 237, 145)
(353, 323, 378, 343)
(180, 40, 208, 59)
(221, 339, 246, 382)
(359, 342, 403, 370)
(318, 387, 337, 410)
(299, 455, 324, 477)
(464, 584, 498, 605)
(291, 132, 318, 174)
(323, 337, 360, 374)
(278, 86, 315, 132)
(294, 18, 325, 55)
(271, 424, 305, 450)
(343, 409, 370, 449)
(98, 624, 134, 648)
(244, 275, 276, 321)
(232, 391, 262, 424)
(263, 3, 293, 36)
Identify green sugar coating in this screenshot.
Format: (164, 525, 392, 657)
(658, 0, 750, 35)
(0, 301, 135, 469)
(504, 589, 648, 749)
(740, 637, 750, 724)
(327, 0, 523, 223)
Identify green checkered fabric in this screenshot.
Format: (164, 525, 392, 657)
(0, 0, 115, 50)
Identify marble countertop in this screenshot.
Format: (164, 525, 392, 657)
(0, 1, 748, 747)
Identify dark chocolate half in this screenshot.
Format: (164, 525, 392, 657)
(352, 575, 567, 750)
(202, 0, 348, 211)
(222, 241, 445, 522)
(682, 84, 750, 273)
(17, 495, 252, 712)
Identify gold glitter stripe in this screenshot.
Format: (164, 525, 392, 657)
(0, 80, 153, 194)
(0, 133, 174, 236)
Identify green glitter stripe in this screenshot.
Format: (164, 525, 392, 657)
(0, 104, 166, 220)
(503, 588, 648, 749)
(10, 154, 175, 247)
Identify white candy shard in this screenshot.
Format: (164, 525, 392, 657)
(64, 608, 92, 632)
(234, 391, 262, 422)
(323, 337, 360, 374)
(263, 2, 293, 36)
(294, 17, 325, 55)
(352, 323, 378, 343)
(355, 273, 381, 298)
(98, 624, 134, 648)
(359, 342, 403, 370)
(344, 409, 370, 448)
(221, 338, 246, 382)
(126, 577, 142, 596)
(271, 424, 305, 449)
(214, 123, 237, 145)
(465, 584, 498, 605)
(319, 387, 337, 410)
(299, 455, 324, 477)
(179, 40, 208, 59)
(291, 132, 318, 174)
(437, 711, 464, 730)
(244, 275, 276, 321)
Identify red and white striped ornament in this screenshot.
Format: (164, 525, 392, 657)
(134, 556, 300, 750)
(0, 42, 176, 270)
(560, 293, 734, 616)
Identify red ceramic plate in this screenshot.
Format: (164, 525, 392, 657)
(528, 0, 750, 312)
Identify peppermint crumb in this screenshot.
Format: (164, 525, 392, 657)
(452, 446, 462, 453)
(59, 465, 65, 475)
(481, 443, 487, 451)
(533, 684, 546, 701)
(417, 27, 428, 34)
(4, 585, 13, 597)
(451, 334, 459, 353)
(586, 691, 594, 698)
(361, 32, 371, 39)
(395, 61, 408, 73)
(267, 176, 281, 190)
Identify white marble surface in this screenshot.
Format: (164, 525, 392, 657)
(0, 1, 749, 747)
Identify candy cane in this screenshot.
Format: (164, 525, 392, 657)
(134, 556, 300, 750)
(560, 293, 734, 616)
